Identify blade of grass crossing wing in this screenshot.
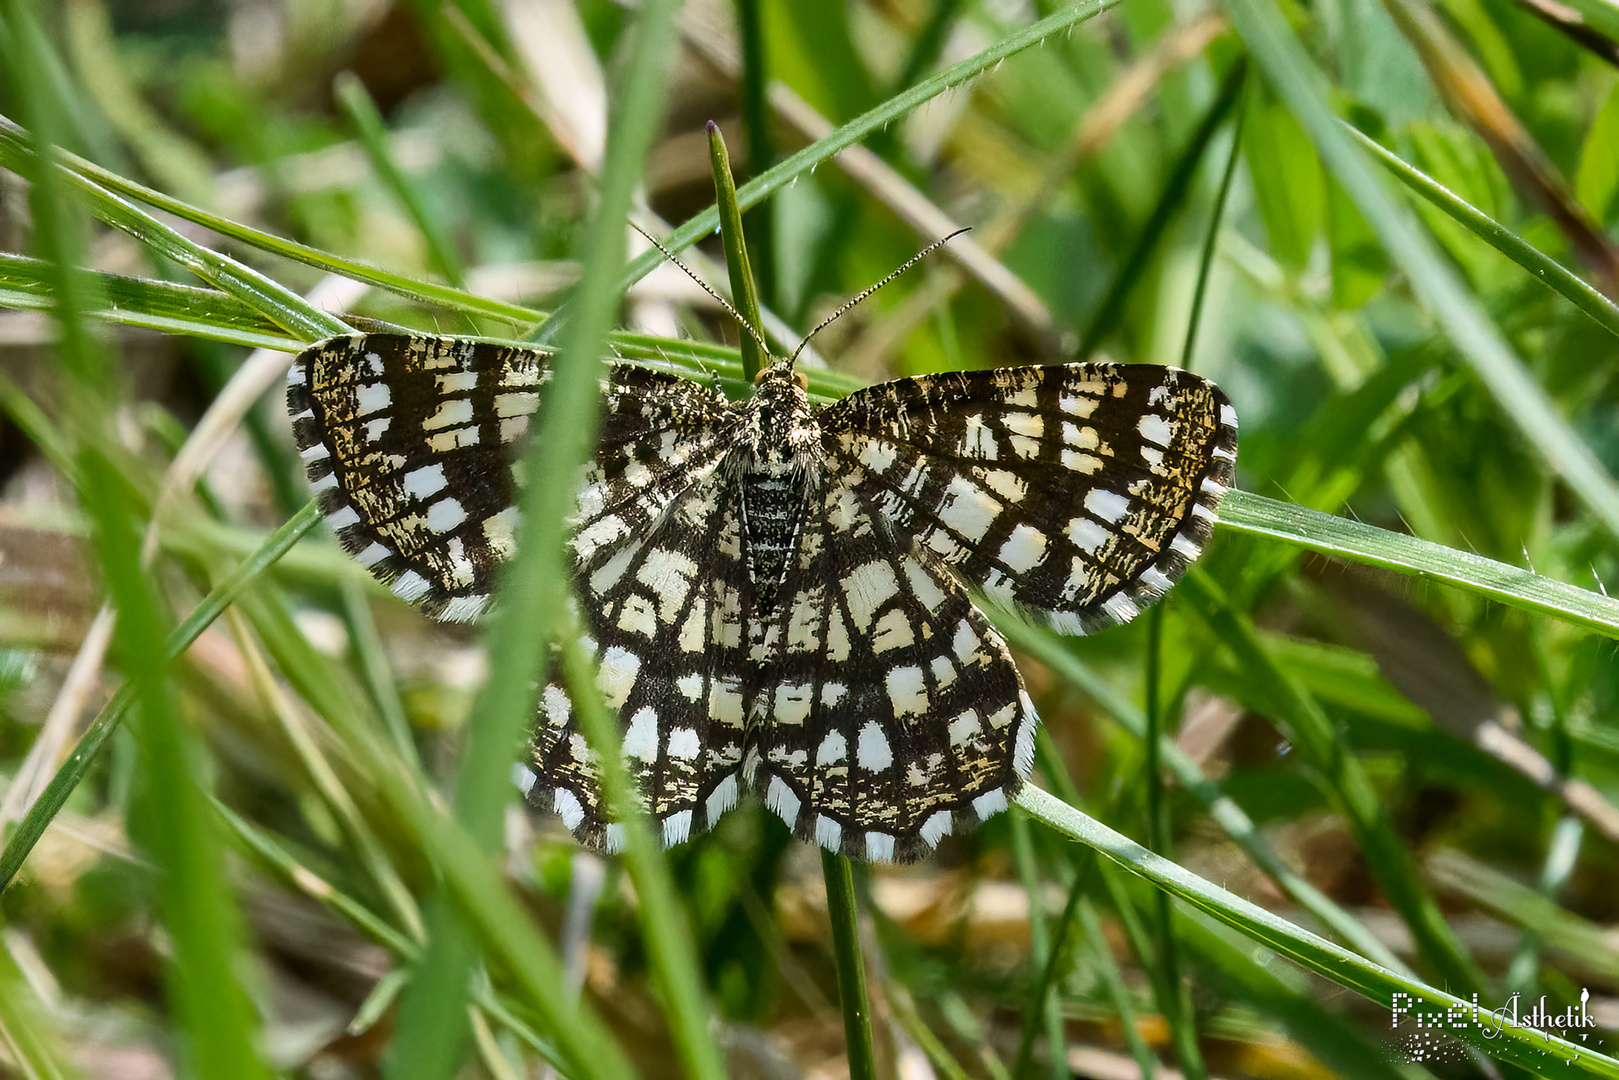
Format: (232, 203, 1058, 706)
(387, 2, 725, 1078)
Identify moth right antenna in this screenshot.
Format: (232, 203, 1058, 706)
(631, 223, 776, 362)
(789, 228, 970, 366)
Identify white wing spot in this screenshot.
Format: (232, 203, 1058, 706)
(391, 571, 430, 602)
(1084, 488, 1131, 525)
(423, 398, 473, 429)
(663, 809, 693, 846)
(1138, 414, 1173, 446)
(999, 524, 1047, 573)
(816, 730, 848, 765)
(773, 683, 813, 726)
(844, 559, 901, 626)
(667, 727, 700, 760)
(857, 721, 893, 772)
(936, 475, 1001, 542)
(623, 708, 658, 761)
(885, 666, 928, 717)
(766, 776, 801, 829)
(920, 811, 953, 846)
(972, 787, 1008, 819)
(425, 498, 467, 533)
(554, 788, 585, 830)
(706, 774, 739, 823)
(815, 816, 843, 851)
(870, 608, 915, 653)
(355, 382, 391, 415)
(596, 646, 641, 709)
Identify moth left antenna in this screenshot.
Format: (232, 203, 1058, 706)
(789, 228, 970, 366)
(631, 224, 776, 361)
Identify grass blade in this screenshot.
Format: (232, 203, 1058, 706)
(1218, 489, 1619, 637)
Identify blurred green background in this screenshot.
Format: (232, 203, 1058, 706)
(1, 0, 1619, 1076)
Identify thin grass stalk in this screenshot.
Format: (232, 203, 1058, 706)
(1110, 872, 1413, 1080)
(1346, 121, 1619, 340)
(1182, 83, 1247, 369)
(1144, 607, 1205, 1079)
(212, 797, 419, 957)
(1008, 813, 1064, 1080)
(1077, 897, 1158, 1075)
(340, 575, 418, 761)
(822, 848, 879, 1080)
(1010, 860, 1084, 1080)
(709, 121, 768, 379)
(1077, 58, 1246, 358)
(0, 935, 76, 1080)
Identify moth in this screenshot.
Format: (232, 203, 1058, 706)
(287, 295, 1234, 863)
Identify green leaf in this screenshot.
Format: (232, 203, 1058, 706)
(1243, 84, 1323, 269)
(1576, 79, 1619, 226)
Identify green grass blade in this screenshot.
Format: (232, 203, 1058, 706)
(822, 849, 878, 1080)
(1218, 490, 1619, 638)
(709, 122, 769, 379)
(0, 118, 543, 326)
(1078, 58, 1246, 358)
(1348, 122, 1619, 340)
(0, 253, 296, 345)
(1001, 616, 1410, 972)
(334, 72, 469, 292)
(1015, 784, 1619, 1077)
(0, 118, 346, 341)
